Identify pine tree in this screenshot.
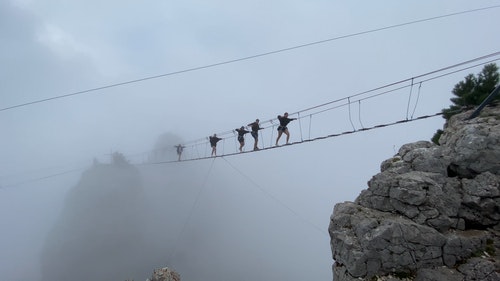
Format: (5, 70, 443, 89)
(432, 63, 499, 144)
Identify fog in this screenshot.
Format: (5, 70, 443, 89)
(1, 1, 500, 280)
(0, 122, 459, 281)
(38, 134, 337, 281)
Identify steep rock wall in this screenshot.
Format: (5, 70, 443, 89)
(329, 105, 500, 281)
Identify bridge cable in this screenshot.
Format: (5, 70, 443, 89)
(5, 110, 456, 188)
(149, 112, 444, 165)
(134, 55, 500, 155)
(221, 157, 328, 237)
(308, 114, 313, 140)
(298, 112, 304, 142)
(292, 51, 500, 117)
(406, 78, 414, 120)
(2, 7, 499, 113)
(269, 121, 276, 148)
(358, 100, 365, 129)
(0, 167, 84, 189)
(260, 129, 265, 149)
(154, 57, 496, 160)
(233, 130, 238, 152)
(168, 157, 216, 264)
(301, 58, 500, 120)
(348, 97, 356, 131)
(7, 55, 497, 186)
(411, 82, 423, 119)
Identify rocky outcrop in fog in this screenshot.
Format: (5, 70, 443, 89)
(147, 267, 181, 281)
(40, 153, 149, 281)
(329, 104, 500, 280)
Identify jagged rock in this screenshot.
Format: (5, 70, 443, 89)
(356, 171, 462, 232)
(442, 230, 492, 267)
(460, 172, 500, 229)
(149, 267, 180, 281)
(330, 104, 500, 281)
(330, 202, 446, 278)
(457, 257, 499, 281)
(440, 107, 500, 178)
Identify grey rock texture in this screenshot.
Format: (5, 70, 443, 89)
(148, 267, 181, 281)
(329, 104, 500, 281)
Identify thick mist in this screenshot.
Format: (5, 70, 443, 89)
(39, 133, 329, 281)
(39, 133, 186, 280)
(40, 154, 148, 281)
(4, 2, 499, 280)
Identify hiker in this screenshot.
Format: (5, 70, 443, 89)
(174, 144, 185, 161)
(209, 134, 222, 156)
(235, 126, 249, 152)
(276, 112, 296, 145)
(247, 119, 261, 151)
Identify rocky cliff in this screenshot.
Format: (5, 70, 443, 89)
(329, 104, 500, 281)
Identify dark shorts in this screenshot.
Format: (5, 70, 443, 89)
(277, 126, 287, 131)
(238, 136, 244, 143)
(251, 131, 258, 139)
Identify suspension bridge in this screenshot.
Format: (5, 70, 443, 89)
(144, 51, 500, 164)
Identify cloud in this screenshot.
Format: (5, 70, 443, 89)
(35, 22, 88, 60)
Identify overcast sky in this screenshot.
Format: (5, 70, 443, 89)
(1, 1, 500, 280)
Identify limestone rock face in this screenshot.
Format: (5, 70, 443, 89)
(329, 105, 500, 281)
(440, 107, 500, 179)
